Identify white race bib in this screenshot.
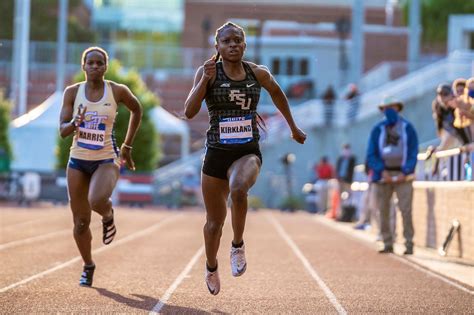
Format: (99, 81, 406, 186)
(77, 124, 106, 150)
(219, 115, 253, 144)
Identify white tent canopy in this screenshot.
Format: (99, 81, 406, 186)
(149, 106, 190, 158)
(9, 92, 189, 172)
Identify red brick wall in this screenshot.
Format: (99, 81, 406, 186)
(183, 1, 403, 49)
(183, 1, 406, 72)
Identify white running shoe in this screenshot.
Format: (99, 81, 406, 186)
(230, 243, 247, 277)
(205, 265, 220, 295)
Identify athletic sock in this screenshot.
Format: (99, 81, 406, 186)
(206, 262, 218, 273)
(232, 240, 244, 248)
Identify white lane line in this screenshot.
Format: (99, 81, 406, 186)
(312, 216, 474, 295)
(268, 214, 347, 315)
(391, 254, 473, 295)
(0, 215, 181, 293)
(150, 245, 205, 314)
(2, 217, 49, 229)
(0, 229, 71, 251)
(0, 223, 99, 251)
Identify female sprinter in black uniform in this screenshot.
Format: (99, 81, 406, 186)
(59, 47, 142, 287)
(184, 22, 306, 295)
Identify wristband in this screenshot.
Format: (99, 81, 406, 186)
(122, 143, 133, 150)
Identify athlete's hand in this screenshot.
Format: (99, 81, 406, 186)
(120, 146, 136, 171)
(202, 56, 217, 79)
(74, 105, 87, 139)
(291, 127, 307, 144)
(73, 105, 87, 127)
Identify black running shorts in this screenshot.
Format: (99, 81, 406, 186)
(202, 146, 262, 180)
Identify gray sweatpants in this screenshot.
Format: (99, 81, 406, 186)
(374, 179, 414, 248)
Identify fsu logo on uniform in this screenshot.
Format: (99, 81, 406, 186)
(229, 90, 251, 110)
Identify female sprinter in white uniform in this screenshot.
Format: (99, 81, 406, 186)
(185, 22, 306, 295)
(59, 47, 142, 287)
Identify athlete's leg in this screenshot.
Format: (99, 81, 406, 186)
(88, 162, 120, 220)
(227, 154, 261, 245)
(67, 166, 93, 265)
(202, 173, 229, 269)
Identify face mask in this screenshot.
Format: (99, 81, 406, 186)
(468, 89, 474, 98)
(384, 108, 399, 125)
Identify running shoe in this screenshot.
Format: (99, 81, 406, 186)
(102, 209, 116, 245)
(205, 265, 220, 295)
(79, 264, 95, 287)
(230, 243, 247, 277)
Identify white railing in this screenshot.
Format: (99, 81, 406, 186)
(358, 51, 474, 119)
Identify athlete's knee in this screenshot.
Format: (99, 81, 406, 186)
(88, 196, 109, 211)
(230, 185, 248, 205)
(204, 220, 224, 237)
(73, 217, 91, 235)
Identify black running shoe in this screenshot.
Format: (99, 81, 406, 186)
(79, 264, 95, 287)
(102, 209, 116, 245)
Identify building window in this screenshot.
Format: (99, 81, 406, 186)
(272, 58, 280, 75)
(287, 58, 294, 75)
(300, 59, 309, 75)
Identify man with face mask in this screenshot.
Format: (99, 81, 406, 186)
(366, 97, 418, 254)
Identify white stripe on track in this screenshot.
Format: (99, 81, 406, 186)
(2, 218, 49, 229)
(0, 229, 71, 251)
(150, 245, 205, 314)
(268, 214, 347, 315)
(0, 223, 99, 251)
(312, 216, 474, 295)
(0, 215, 181, 293)
(392, 253, 473, 295)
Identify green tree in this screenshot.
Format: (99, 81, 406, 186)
(403, 0, 474, 44)
(0, 0, 95, 42)
(56, 60, 161, 172)
(0, 91, 12, 173)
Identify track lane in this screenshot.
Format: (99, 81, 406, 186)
(163, 210, 337, 314)
(0, 209, 173, 287)
(272, 211, 473, 313)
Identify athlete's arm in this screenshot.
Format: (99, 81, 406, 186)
(184, 58, 216, 119)
(112, 82, 143, 171)
(113, 83, 143, 147)
(252, 64, 306, 144)
(59, 85, 80, 138)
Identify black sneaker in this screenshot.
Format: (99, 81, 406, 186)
(102, 209, 116, 245)
(378, 245, 394, 254)
(79, 264, 96, 287)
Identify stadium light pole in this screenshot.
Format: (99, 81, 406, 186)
(281, 153, 296, 211)
(350, 0, 365, 86)
(9, 0, 22, 109)
(201, 17, 211, 61)
(336, 17, 350, 87)
(17, 0, 31, 116)
(56, 0, 69, 93)
(408, 0, 421, 72)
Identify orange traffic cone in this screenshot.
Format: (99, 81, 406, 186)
(326, 189, 340, 219)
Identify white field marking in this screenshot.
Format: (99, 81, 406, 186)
(2, 217, 49, 229)
(150, 245, 205, 314)
(268, 214, 347, 315)
(0, 223, 100, 251)
(391, 254, 473, 295)
(312, 216, 474, 295)
(0, 214, 181, 293)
